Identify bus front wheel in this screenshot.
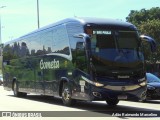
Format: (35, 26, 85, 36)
(62, 82, 76, 106)
(106, 98, 119, 107)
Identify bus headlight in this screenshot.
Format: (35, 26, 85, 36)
(81, 76, 104, 87)
(139, 81, 147, 86)
(94, 82, 104, 87)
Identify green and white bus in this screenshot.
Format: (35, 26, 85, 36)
(2, 17, 156, 106)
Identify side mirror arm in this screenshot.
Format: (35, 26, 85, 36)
(140, 35, 156, 52)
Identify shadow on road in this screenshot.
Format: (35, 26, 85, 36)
(142, 100, 160, 104)
(8, 94, 160, 117)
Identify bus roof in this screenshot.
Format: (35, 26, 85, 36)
(30, 17, 136, 33)
(4, 17, 136, 44)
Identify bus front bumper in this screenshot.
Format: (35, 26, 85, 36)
(90, 83, 147, 101)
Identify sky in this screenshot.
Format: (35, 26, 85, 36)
(0, 0, 160, 43)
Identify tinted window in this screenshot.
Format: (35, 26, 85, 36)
(24, 24, 70, 56)
(4, 24, 71, 59)
(28, 34, 43, 56)
(52, 25, 70, 55)
(117, 31, 138, 49)
(96, 35, 115, 49)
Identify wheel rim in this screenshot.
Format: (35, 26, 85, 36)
(13, 82, 17, 95)
(141, 91, 147, 101)
(62, 88, 70, 101)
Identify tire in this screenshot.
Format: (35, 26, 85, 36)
(106, 98, 119, 107)
(140, 99, 147, 103)
(61, 82, 76, 106)
(13, 81, 27, 97)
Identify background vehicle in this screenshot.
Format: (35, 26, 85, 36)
(146, 73, 160, 100)
(2, 18, 156, 107)
(0, 75, 3, 85)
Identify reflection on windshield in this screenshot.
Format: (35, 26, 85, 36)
(90, 30, 144, 76)
(91, 30, 144, 63)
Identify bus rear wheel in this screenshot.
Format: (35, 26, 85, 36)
(106, 98, 119, 107)
(62, 82, 76, 106)
(13, 81, 27, 97)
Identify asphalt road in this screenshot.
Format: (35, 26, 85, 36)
(0, 85, 160, 120)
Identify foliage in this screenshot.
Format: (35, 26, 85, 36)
(126, 7, 160, 26)
(126, 7, 160, 64)
(139, 19, 160, 60)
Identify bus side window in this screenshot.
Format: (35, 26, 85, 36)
(75, 42, 87, 71)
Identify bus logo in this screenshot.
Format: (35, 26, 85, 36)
(40, 59, 59, 69)
(118, 75, 130, 79)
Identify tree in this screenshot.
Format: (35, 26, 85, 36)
(126, 7, 160, 42)
(126, 7, 160, 72)
(126, 7, 160, 26)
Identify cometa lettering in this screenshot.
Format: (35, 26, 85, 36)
(40, 59, 59, 69)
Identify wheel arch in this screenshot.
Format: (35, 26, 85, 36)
(12, 77, 17, 91)
(59, 77, 70, 97)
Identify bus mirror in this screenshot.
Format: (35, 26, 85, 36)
(140, 35, 156, 52)
(81, 33, 91, 51)
(74, 33, 91, 56)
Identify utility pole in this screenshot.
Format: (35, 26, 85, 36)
(37, 0, 40, 29)
(0, 6, 6, 44)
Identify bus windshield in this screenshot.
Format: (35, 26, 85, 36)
(90, 30, 144, 77)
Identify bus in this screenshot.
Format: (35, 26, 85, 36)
(2, 17, 156, 106)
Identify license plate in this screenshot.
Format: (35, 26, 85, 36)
(118, 95, 127, 100)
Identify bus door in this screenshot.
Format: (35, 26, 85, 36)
(71, 34, 91, 100)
